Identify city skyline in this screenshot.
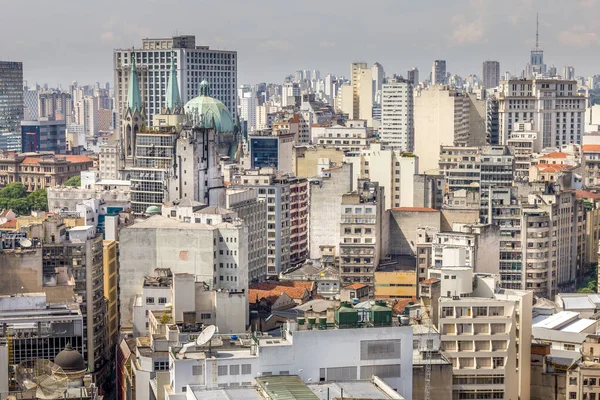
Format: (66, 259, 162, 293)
(2, 0, 600, 87)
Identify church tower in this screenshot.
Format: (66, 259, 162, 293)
(122, 51, 145, 164)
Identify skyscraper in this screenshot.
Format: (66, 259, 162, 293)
(371, 62, 385, 100)
(431, 60, 446, 85)
(482, 61, 500, 89)
(563, 66, 575, 80)
(113, 35, 237, 130)
(380, 79, 414, 151)
(407, 68, 419, 86)
(350, 62, 373, 126)
(0, 61, 24, 134)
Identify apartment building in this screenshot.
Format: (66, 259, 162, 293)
(226, 188, 268, 283)
(414, 87, 486, 173)
(230, 167, 308, 276)
(311, 119, 373, 152)
(339, 180, 385, 292)
(435, 265, 533, 400)
(345, 142, 418, 210)
(380, 79, 414, 151)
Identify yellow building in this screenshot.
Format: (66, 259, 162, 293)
(293, 146, 345, 178)
(103, 240, 118, 347)
(374, 256, 417, 300)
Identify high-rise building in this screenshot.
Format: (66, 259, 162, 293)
(38, 91, 73, 122)
(349, 63, 373, 126)
(482, 61, 500, 89)
(240, 90, 257, 131)
(436, 267, 532, 400)
(497, 79, 586, 147)
(0, 61, 24, 134)
(407, 68, 419, 86)
(380, 78, 414, 151)
(431, 60, 446, 85)
(23, 87, 39, 121)
(371, 62, 385, 101)
(230, 168, 308, 277)
(339, 180, 385, 293)
(113, 35, 237, 130)
(75, 96, 99, 137)
(20, 118, 67, 153)
(563, 66, 576, 80)
(414, 86, 487, 173)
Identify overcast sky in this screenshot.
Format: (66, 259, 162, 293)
(1, 0, 599, 88)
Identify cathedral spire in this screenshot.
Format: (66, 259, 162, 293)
(166, 52, 181, 113)
(127, 51, 143, 112)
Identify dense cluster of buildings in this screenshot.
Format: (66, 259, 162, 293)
(1, 17, 600, 400)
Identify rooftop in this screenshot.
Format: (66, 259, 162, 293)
(249, 281, 314, 305)
(391, 207, 439, 213)
(377, 255, 417, 272)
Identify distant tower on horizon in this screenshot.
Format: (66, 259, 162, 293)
(526, 13, 546, 78)
(407, 68, 419, 86)
(482, 61, 500, 89)
(432, 60, 446, 85)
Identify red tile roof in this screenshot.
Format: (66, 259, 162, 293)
(573, 190, 600, 200)
(249, 281, 314, 304)
(21, 157, 42, 165)
(392, 298, 417, 314)
(64, 155, 94, 163)
(0, 209, 12, 217)
(392, 207, 439, 212)
(535, 163, 571, 173)
(343, 283, 368, 290)
(421, 278, 440, 285)
(0, 220, 17, 229)
(583, 144, 600, 152)
(541, 152, 567, 159)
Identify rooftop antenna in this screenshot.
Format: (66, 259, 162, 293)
(535, 12, 539, 49)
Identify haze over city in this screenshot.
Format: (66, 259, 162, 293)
(2, 0, 600, 85)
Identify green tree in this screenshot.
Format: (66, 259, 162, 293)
(0, 182, 27, 199)
(26, 189, 48, 212)
(64, 176, 81, 187)
(577, 287, 596, 294)
(8, 198, 30, 215)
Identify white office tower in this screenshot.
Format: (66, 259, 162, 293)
(23, 87, 39, 120)
(114, 35, 237, 128)
(74, 96, 99, 137)
(371, 62, 385, 102)
(497, 79, 586, 147)
(433, 251, 533, 400)
(282, 82, 300, 107)
(431, 60, 447, 85)
(380, 79, 414, 151)
(240, 91, 257, 132)
(482, 61, 500, 89)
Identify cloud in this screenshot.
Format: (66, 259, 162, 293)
(580, 0, 597, 7)
(558, 26, 600, 47)
(450, 14, 486, 45)
(100, 31, 116, 43)
(319, 41, 336, 48)
(258, 40, 290, 51)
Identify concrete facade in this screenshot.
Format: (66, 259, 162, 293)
(118, 214, 248, 330)
(308, 163, 353, 259)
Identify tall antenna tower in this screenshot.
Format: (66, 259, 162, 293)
(535, 12, 539, 49)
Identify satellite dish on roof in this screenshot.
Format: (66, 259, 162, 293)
(196, 325, 216, 347)
(15, 359, 68, 400)
(19, 238, 32, 248)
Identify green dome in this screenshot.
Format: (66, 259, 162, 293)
(184, 81, 235, 133)
(145, 205, 161, 214)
